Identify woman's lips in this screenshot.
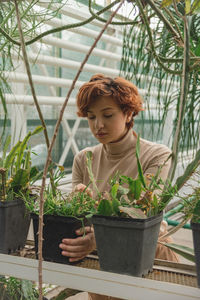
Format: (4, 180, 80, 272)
(96, 132, 107, 138)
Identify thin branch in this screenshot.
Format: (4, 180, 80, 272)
(135, 0, 182, 75)
(145, 0, 182, 41)
(37, 1, 124, 299)
(0, 0, 121, 47)
(88, 0, 139, 25)
(14, 0, 56, 194)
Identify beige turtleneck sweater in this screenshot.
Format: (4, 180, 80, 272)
(72, 129, 171, 194)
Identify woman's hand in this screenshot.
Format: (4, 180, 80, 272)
(74, 183, 93, 197)
(59, 226, 96, 262)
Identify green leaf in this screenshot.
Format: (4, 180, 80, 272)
(21, 280, 34, 298)
(193, 200, 200, 220)
(185, 0, 191, 14)
(4, 141, 22, 169)
(161, 243, 195, 262)
(16, 127, 43, 171)
(136, 135, 146, 188)
(11, 169, 29, 190)
(194, 39, 200, 56)
(118, 185, 129, 195)
(30, 166, 39, 179)
(111, 183, 119, 199)
(85, 151, 101, 197)
(161, 0, 173, 7)
(191, 0, 200, 13)
(129, 178, 142, 200)
(98, 199, 113, 216)
(31, 125, 44, 136)
(16, 131, 32, 170)
(24, 149, 31, 170)
(2, 135, 11, 162)
(112, 198, 120, 215)
(119, 206, 147, 219)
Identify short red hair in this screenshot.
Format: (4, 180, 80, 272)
(76, 74, 143, 129)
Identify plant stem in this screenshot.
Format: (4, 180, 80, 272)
(37, 1, 124, 299)
(0, 0, 120, 46)
(0, 168, 6, 202)
(168, 16, 190, 181)
(145, 0, 181, 42)
(14, 0, 56, 195)
(135, 0, 182, 75)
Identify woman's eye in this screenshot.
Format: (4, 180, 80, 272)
(88, 115, 95, 120)
(104, 115, 112, 118)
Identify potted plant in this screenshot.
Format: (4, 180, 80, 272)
(157, 170, 200, 288)
(0, 126, 43, 254)
(177, 183, 200, 288)
(26, 174, 96, 265)
(86, 139, 177, 277)
(190, 197, 200, 288)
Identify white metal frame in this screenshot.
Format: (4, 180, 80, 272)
(0, 254, 199, 300)
(1, 0, 181, 165)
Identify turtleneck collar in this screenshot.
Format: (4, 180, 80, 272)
(103, 129, 137, 156)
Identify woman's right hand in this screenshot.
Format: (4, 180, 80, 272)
(74, 183, 93, 197)
(59, 226, 96, 262)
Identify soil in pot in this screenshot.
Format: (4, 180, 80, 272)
(0, 199, 30, 254)
(92, 212, 163, 277)
(191, 221, 200, 288)
(32, 214, 90, 264)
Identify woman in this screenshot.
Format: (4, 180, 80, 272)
(59, 74, 179, 299)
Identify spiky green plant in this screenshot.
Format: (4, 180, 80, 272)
(0, 126, 43, 201)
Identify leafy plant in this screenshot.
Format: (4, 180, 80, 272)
(0, 276, 42, 300)
(180, 170, 200, 223)
(25, 188, 96, 218)
(85, 136, 177, 218)
(0, 126, 43, 202)
(25, 167, 96, 218)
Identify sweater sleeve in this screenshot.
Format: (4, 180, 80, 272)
(142, 143, 172, 181)
(72, 152, 84, 190)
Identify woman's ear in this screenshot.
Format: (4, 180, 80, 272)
(126, 112, 133, 123)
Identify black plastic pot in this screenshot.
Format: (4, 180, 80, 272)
(191, 221, 200, 288)
(0, 199, 30, 254)
(32, 213, 90, 264)
(92, 212, 163, 277)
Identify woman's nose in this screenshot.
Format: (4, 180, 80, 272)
(95, 118, 104, 129)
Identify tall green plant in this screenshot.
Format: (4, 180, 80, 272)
(120, 0, 200, 182)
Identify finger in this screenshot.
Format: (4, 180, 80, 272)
(74, 184, 86, 192)
(76, 226, 94, 235)
(59, 243, 85, 253)
(61, 250, 87, 258)
(61, 235, 89, 246)
(69, 255, 86, 263)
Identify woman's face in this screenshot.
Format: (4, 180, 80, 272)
(87, 96, 132, 144)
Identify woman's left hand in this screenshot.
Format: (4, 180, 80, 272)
(59, 226, 96, 262)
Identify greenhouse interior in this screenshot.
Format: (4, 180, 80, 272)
(0, 0, 200, 299)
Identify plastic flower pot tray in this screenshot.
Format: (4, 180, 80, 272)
(31, 213, 90, 264)
(92, 212, 163, 277)
(0, 199, 30, 254)
(191, 221, 200, 288)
